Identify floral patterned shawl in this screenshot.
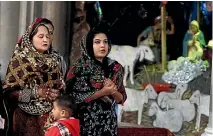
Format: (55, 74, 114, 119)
(66, 30, 127, 104)
(3, 18, 65, 115)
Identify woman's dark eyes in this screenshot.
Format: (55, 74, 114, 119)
(95, 41, 100, 44)
(94, 41, 108, 44)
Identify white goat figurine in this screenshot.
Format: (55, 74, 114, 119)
(157, 84, 188, 105)
(157, 83, 188, 106)
(148, 101, 184, 133)
(118, 84, 157, 125)
(160, 95, 195, 122)
(189, 90, 210, 132)
(108, 44, 155, 86)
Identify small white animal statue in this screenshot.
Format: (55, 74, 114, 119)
(160, 95, 196, 122)
(157, 83, 188, 106)
(117, 84, 157, 125)
(148, 101, 184, 133)
(108, 44, 155, 86)
(189, 90, 210, 132)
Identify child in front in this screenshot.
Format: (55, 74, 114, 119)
(45, 95, 80, 136)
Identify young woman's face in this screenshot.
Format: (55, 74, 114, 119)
(32, 25, 50, 53)
(93, 33, 109, 62)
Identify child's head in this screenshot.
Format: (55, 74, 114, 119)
(51, 95, 76, 121)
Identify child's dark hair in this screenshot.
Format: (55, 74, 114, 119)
(55, 95, 77, 115)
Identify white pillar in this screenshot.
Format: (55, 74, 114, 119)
(18, 1, 27, 37)
(42, 1, 70, 65)
(202, 46, 213, 136)
(42, 1, 66, 56)
(0, 2, 20, 79)
(29, 1, 35, 22)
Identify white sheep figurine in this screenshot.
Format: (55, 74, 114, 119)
(108, 44, 155, 86)
(148, 101, 184, 133)
(118, 84, 157, 125)
(159, 95, 195, 122)
(189, 90, 210, 132)
(157, 83, 188, 106)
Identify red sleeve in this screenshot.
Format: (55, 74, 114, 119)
(66, 66, 76, 81)
(112, 63, 127, 104)
(45, 126, 61, 136)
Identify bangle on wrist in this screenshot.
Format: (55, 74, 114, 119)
(36, 88, 39, 99)
(32, 86, 39, 99)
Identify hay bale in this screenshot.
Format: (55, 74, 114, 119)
(122, 111, 138, 124)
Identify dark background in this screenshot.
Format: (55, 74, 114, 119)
(85, 1, 212, 60)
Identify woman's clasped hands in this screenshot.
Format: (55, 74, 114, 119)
(102, 78, 118, 96)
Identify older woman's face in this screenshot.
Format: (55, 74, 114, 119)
(32, 25, 50, 53)
(93, 33, 109, 62)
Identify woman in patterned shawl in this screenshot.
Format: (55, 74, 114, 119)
(39, 18, 67, 78)
(3, 18, 65, 136)
(66, 26, 127, 136)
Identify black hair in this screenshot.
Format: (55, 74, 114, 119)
(55, 95, 77, 115)
(85, 22, 111, 60)
(85, 22, 113, 78)
(39, 18, 54, 30)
